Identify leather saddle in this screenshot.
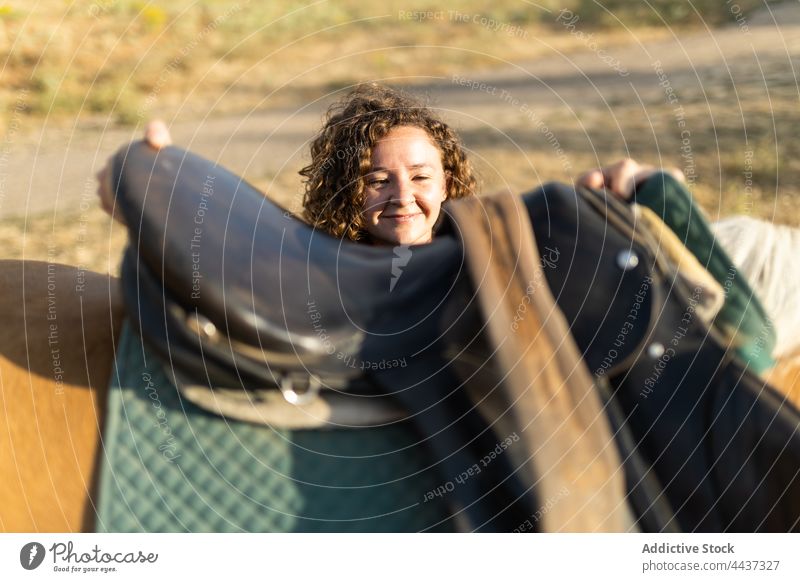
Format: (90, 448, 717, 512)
(113, 142, 800, 532)
(112, 142, 635, 532)
(112, 142, 465, 425)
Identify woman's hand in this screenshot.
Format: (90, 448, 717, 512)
(96, 120, 173, 224)
(576, 158, 685, 200)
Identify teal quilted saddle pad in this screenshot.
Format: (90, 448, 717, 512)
(96, 323, 455, 532)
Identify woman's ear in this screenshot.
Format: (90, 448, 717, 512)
(442, 171, 451, 201)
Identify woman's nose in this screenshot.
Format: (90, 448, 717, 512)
(390, 177, 416, 205)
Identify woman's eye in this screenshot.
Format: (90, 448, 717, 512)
(368, 178, 388, 186)
(414, 175, 430, 181)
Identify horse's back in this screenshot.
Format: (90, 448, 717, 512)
(765, 352, 800, 409)
(0, 260, 122, 531)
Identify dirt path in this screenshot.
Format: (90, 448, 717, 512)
(1, 2, 799, 271)
(3, 3, 799, 217)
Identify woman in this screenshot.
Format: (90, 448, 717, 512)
(300, 83, 477, 245)
(97, 83, 666, 239)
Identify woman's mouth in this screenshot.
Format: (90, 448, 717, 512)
(382, 213, 421, 223)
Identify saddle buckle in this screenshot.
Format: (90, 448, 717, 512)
(279, 373, 322, 406)
(186, 311, 218, 342)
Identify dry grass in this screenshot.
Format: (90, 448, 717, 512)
(0, 207, 128, 275)
(0, 0, 758, 128)
(0, 0, 795, 274)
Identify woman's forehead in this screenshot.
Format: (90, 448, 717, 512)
(370, 126, 442, 169)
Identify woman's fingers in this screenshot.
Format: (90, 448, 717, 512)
(604, 158, 645, 200)
(577, 158, 685, 200)
(576, 168, 606, 191)
(576, 161, 638, 198)
(144, 119, 172, 149)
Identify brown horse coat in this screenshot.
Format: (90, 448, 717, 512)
(765, 352, 800, 410)
(0, 260, 122, 532)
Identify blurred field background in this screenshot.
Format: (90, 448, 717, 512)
(0, 0, 796, 274)
(1, 0, 765, 123)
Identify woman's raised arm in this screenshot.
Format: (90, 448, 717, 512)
(96, 120, 173, 224)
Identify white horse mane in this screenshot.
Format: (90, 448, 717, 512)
(712, 215, 800, 359)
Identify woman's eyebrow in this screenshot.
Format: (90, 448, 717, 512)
(369, 163, 435, 171)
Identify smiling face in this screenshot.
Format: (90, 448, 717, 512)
(361, 126, 448, 246)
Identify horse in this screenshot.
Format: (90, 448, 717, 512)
(2, 145, 799, 532)
(0, 259, 122, 531)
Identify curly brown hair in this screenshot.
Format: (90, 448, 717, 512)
(300, 83, 477, 241)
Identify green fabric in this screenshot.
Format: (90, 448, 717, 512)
(635, 173, 776, 373)
(96, 323, 455, 532)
